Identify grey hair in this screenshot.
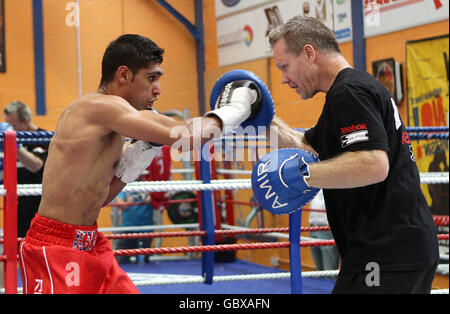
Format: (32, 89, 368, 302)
(4, 100, 32, 122)
(268, 15, 341, 55)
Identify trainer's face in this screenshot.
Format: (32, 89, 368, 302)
(4, 112, 29, 131)
(126, 63, 164, 110)
(273, 38, 317, 100)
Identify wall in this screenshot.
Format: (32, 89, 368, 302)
(365, 19, 449, 123)
(0, 0, 200, 129)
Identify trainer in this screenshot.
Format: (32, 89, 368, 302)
(252, 15, 439, 294)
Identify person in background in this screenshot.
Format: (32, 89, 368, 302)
(3, 100, 48, 238)
(146, 145, 171, 221)
(0, 121, 12, 184)
(114, 173, 154, 264)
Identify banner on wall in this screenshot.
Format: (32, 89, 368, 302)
(407, 35, 449, 215)
(215, 0, 274, 18)
(364, 0, 449, 38)
(216, 0, 352, 67)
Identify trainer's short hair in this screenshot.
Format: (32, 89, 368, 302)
(268, 15, 341, 55)
(4, 100, 32, 122)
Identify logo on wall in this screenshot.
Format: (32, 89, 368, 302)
(222, 0, 241, 7)
(243, 25, 253, 46)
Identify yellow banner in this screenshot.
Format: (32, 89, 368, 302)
(407, 35, 449, 215)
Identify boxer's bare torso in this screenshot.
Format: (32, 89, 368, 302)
(38, 93, 127, 226)
(37, 63, 221, 226)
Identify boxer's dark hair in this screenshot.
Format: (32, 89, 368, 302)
(100, 34, 164, 85)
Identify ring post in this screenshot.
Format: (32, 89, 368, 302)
(289, 209, 303, 294)
(199, 143, 215, 284)
(4, 130, 18, 294)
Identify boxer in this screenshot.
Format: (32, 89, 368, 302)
(18, 34, 273, 294)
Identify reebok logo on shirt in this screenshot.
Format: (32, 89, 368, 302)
(341, 123, 368, 135)
(340, 123, 369, 148)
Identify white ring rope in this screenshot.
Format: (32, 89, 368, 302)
(130, 270, 340, 286)
(1, 172, 447, 196)
(128, 271, 448, 294)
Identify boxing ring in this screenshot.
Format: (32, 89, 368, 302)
(1, 127, 449, 294)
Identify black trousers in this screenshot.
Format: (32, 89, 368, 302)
(332, 264, 438, 294)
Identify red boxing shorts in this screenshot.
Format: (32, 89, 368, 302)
(19, 214, 139, 294)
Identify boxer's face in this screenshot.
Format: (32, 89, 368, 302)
(273, 38, 318, 100)
(123, 62, 164, 110)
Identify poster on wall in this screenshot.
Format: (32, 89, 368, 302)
(372, 58, 403, 105)
(364, 0, 449, 38)
(407, 35, 449, 216)
(217, 0, 352, 67)
(0, 0, 5, 73)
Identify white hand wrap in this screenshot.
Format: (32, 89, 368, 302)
(115, 140, 162, 183)
(207, 84, 257, 131)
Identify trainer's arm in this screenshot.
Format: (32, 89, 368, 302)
(266, 116, 318, 155)
(306, 150, 389, 189)
(17, 146, 44, 173)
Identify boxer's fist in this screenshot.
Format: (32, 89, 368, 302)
(115, 140, 162, 183)
(208, 70, 275, 134)
(207, 80, 262, 131)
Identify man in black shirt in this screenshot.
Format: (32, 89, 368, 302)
(266, 16, 439, 293)
(4, 100, 48, 238)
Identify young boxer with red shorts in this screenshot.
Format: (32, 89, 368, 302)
(19, 34, 269, 294)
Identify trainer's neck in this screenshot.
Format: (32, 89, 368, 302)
(319, 54, 352, 93)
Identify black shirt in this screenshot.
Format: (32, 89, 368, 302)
(305, 68, 439, 272)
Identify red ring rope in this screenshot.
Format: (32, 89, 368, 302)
(112, 234, 449, 257)
(104, 226, 331, 240)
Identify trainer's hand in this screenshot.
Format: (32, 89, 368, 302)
(115, 140, 162, 183)
(206, 80, 262, 131)
(251, 148, 321, 215)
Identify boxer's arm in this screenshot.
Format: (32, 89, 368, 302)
(306, 150, 389, 189)
(170, 115, 223, 152)
(103, 176, 126, 206)
(99, 96, 222, 148)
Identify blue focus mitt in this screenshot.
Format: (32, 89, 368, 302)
(251, 148, 321, 215)
(208, 70, 275, 133)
